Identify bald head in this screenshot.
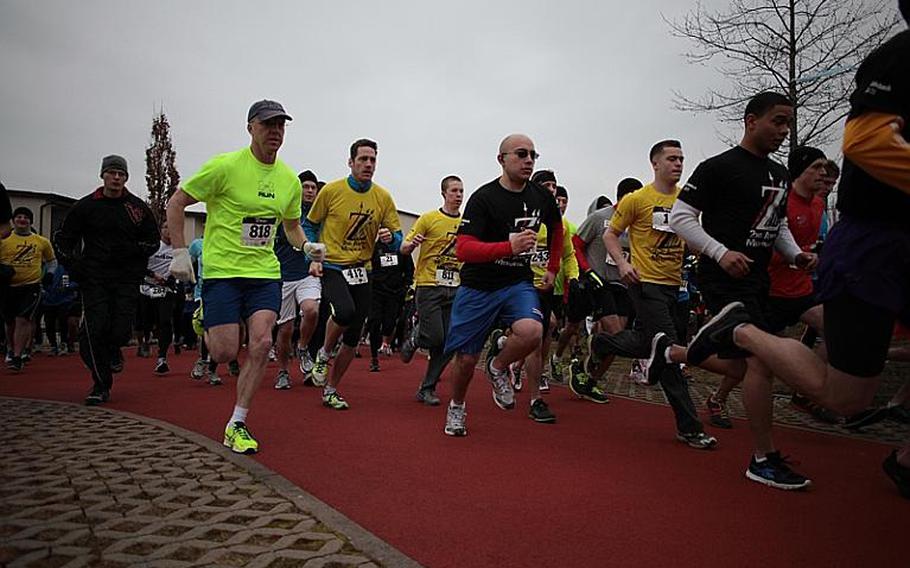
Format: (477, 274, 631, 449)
(499, 133, 534, 154)
(497, 133, 538, 188)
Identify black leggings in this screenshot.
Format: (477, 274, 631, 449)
(138, 293, 176, 357)
(42, 304, 72, 347)
(321, 269, 372, 347)
(369, 291, 404, 357)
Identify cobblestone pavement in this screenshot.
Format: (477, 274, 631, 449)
(570, 356, 910, 446)
(0, 398, 420, 568)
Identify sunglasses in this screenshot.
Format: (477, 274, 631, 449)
(503, 149, 540, 161)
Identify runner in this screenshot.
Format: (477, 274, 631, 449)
(571, 178, 640, 383)
(1, 207, 56, 371)
(676, 7, 910, 496)
(366, 245, 413, 372)
(55, 155, 160, 403)
(442, 134, 563, 436)
(273, 170, 322, 390)
(547, 185, 582, 388)
(304, 138, 402, 409)
(578, 141, 717, 449)
(137, 219, 177, 375)
(666, 92, 815, 487)
(400, 175, 464, 405)
(167, 100, 321, 454)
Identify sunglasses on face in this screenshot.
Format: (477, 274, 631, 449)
(503, 149, 540, 161)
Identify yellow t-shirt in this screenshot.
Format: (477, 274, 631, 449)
(182, 147, 302, 280)
(307, 178, 401, 267)
(609, 183, 684, 286)
(406, 208, 462, 287)
(0, 232, 55, 287)
(531, 219, 577, 289)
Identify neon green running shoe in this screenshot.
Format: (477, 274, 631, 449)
(223, 422, 259, 454)
(322, 391, 350, 410)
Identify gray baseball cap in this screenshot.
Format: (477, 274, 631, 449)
(247, 100, 292, 123)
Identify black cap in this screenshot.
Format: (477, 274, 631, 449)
(12, 206, 34, 224)
(788, 146, 827, 180)
(298, 170, 317, 185)
(616, 177, 643, 201)
(247, 100, 292, 123)
(555, 185, 568, 199)
(100, 154, 128, 177)
(531, 170, 557, 185)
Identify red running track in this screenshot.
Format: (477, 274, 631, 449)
(2, 349, 907, 567)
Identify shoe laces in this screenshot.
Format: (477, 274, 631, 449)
(233, 423, 253, 441)
(448, 404, 466, 424)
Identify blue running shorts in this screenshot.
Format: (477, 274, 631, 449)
(444, 280, 542, 355)
(202, 278, 281, 329)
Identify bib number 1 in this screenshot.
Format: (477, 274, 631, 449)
(241, 217, 276, 247)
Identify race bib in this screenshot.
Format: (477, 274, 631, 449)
(241, 217, 276, 247)
(651, 207, 673, 233)
(140, 283, 168, 298)
(530, 249, 550, 267)
(379, 253, 399, 268)
(435, 268, 460, 287)
(342, 266, 368, 286)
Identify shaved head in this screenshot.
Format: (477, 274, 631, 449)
(499, 133, 533, 154)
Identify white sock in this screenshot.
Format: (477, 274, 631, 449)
(663, 346, 673, 364)
(450, 400, 465, 409)
(228, 405, 248, 427)
(323, 385, 336, 396)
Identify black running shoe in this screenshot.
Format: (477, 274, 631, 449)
(154, 357, 170, 375)
(85, 389, 105, 406)
(529, 398, 556, 423)
(228, 360, 241, 377)
(645, 332, 672, 385)
(686, 302, 751, 366)
(883, 450, 910, 499)
(110, 349, 124, 373)
(369, 358, 380, 372)
(745, 451, 811, 491)
(790, 392, 840, 425)
(6, 356, 23, 372)
(400, 326, 419, 364)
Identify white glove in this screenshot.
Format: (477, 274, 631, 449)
(169, 247, 195, 284)
(303, 242, 326, 262)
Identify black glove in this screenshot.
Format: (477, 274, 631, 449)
(581, 270, 604, 290)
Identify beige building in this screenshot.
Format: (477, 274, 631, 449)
(7, 187, 418, 248)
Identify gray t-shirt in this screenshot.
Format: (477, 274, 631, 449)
(575, 206, 629, 283)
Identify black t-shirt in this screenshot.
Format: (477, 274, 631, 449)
(458, 178, 561, 291)
(678, 146, 790, 293)
(838, 29, 910, 227)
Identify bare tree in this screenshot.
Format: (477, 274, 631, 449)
(145, 110, 180, 226)
(667, 0, 901, 154)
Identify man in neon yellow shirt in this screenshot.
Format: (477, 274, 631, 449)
(399, 175, 464, 405)
(305, 139, 402, 410)
(167, 100, 321, 455)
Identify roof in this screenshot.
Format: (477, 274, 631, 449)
(6, 188, 78, 205)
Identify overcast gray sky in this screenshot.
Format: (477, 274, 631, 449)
(0, 0, 847, 221)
